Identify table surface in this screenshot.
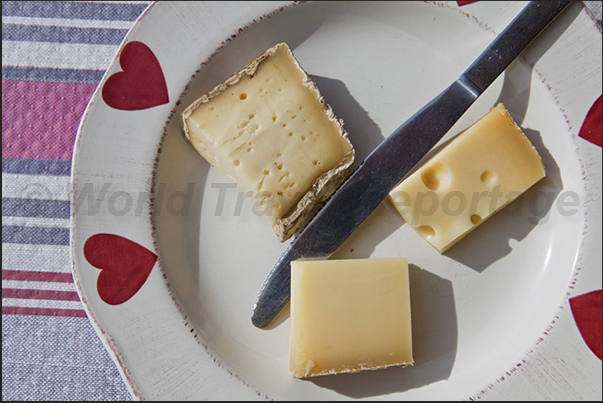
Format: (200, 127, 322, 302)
(2, 1, 601, 401)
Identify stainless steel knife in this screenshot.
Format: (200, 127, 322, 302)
(251, 1, 571, 328)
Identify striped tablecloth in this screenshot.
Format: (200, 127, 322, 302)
(2, 1, 601, 401)
(2, 1, 150, 400)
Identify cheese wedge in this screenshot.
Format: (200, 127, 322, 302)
(183, 43, 354, 242)
(290, 258, 414, 378)
(389, 103, 545, 253)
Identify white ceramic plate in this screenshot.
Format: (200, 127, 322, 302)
(71, 1, 602, 400)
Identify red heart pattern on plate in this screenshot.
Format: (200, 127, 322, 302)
(84, 233, 157, 305)
(102, 41, 169, 110)
(578, 95, 602, 147)
(569, 289, 602, 360)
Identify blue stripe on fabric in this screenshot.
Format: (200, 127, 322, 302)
(2, 315, 133, 401)
(3, 198, 70, 219)
(1, 1, 149, 21)
(2, 66, 105, 84)
(2, 23, 129, 45)
(2, 225, 70, 246)
(2, 159, 72, 176)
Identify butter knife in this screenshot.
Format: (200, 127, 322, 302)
(251, 1, 571, 328)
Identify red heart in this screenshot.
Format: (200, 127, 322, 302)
(102, 41, 169, 110)
(569, 289, 602, 360)
(83, 233, 157, 305)
(578, 95, 602, 147)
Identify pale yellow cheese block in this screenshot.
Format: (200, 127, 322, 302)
(290, 258, 414, 378)
(388, 103, 545, 253)
(183, 43, 354, 242)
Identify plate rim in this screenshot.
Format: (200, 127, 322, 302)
(70, 1, 603, 400)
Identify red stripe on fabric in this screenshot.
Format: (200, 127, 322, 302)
(2, 306, 87, 318)
(2, 269, 74, 283)
(2, 287, 81, 301)
(2, 80, 97, 161)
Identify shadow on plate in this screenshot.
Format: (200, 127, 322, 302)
(405, 14, 568, 271)
(330, 200, 404, 260)
(493, 0, 581, 128)
(307, 264, 457, 398)
(445, 129, 563, 273)
(262, 76, 386, 330)
(443, 0, 578, 272)
(309, 74, 385, 166)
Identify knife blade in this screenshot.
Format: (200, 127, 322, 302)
(251, 1, 571, 328)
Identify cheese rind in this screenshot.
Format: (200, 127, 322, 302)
(290, 258, 414, 378)
(389, 103, 545, 253)
(183, 43, 354, 242)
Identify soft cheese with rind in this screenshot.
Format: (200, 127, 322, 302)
(183, 43, 354, 242)
(290, 258, 414, 378)
(388, 103, 546, 253)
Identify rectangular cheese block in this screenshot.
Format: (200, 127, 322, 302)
(183, 43, 354, 242)
(388, 103, 545, 253)
(290, 258, 413, 378)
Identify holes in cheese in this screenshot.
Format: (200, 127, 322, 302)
(289, 258, 414, 378)
(388, 103, 545, 253)
(470, 214, 482, 225)
(416, 224, 436, 241)
(182, 43, 355, 242)
(420, 162, 451, 191)
(480, 169, 497, 186)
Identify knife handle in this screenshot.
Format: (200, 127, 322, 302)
(463, 1, 572, 94)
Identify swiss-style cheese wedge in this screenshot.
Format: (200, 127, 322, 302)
(183, 43, 354, 242)
(389, 103, 545, 253)
(290, 258, 414, 378)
